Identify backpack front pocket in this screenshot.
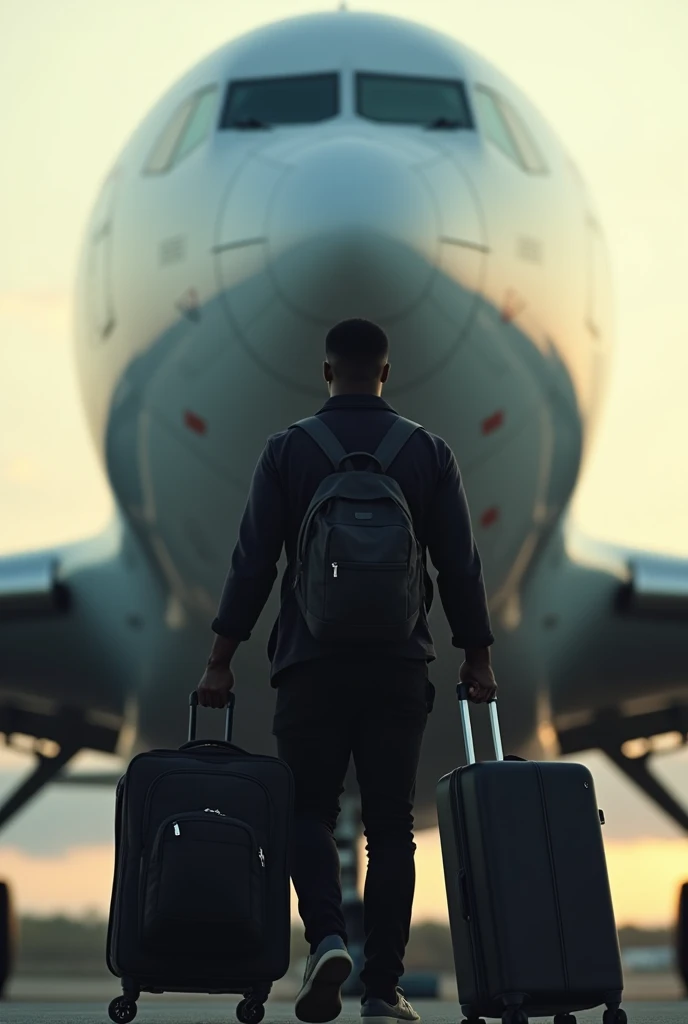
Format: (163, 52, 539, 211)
(326, 561, 409, 626)
(141, 812, 266, 955)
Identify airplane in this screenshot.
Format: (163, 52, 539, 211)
(2, 6, 688, 999)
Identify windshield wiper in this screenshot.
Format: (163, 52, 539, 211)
(426, 117, 463, 130)
(229, 117, 271, 130)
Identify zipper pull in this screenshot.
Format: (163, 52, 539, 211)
(332, 562, 338, 578)
(173, 822, 180, 837)
(258, 847, 266, 868)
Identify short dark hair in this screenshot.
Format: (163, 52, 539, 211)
(325, 319, 390, 382)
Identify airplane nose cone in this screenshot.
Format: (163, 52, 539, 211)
(268, 139, 439, 322)
(215, 136, 486, 392)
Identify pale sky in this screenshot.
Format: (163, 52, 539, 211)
(1, 0, 688, 925)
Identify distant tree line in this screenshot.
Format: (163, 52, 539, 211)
(13, 916, 673, 977)
(17, 915, 110, 976)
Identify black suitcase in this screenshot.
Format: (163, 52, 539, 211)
(437, 687, 624, 1024)
(106, 693, 293, 1024)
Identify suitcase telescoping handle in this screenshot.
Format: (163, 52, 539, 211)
(456, 683, 504, 764)
(188, 690, 235, 743)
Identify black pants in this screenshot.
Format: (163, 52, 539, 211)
(273, 658, 432, 1002)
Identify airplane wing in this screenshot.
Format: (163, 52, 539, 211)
(0, 512, 165, 828)
(528, 519, 688, 829)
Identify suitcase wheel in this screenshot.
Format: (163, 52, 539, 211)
(237, 997, 265, 1024)
(108, 996, 138, 1023)
(603, 1010, 626, 1024)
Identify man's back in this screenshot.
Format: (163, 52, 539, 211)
(212, 392, 494, 682)
(274, 394, 445, 558)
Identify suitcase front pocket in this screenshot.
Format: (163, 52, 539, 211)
(142, 812, 265, 955)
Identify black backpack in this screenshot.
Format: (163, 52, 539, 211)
(290, 415, 424, 644)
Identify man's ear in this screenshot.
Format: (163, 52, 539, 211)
(380, 363, 391, 384)
(323, 361, 334, 384)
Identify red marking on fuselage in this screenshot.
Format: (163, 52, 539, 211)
(184, 410, 207, 435)
(176, 287, 201, 322)
(482, 410, 504, 435)
(501, 288, 526, 323)
(480, 507, 500, 528)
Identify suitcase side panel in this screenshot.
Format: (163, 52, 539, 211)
(540, 764, 623, 995)
(462, 762, 568, 1000)
(106, 776, 126, 977)
(438, 763, 562, 1015)
(436, 771, 481, 1008)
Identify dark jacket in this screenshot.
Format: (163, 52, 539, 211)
(212, 394, 494, 682)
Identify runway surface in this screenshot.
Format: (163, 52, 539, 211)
(4, 1000, 687, 1024)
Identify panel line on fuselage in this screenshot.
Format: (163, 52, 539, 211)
(440, 236, 491, 254)
(212, 237, 268, 254)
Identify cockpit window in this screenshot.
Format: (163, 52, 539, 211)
(474, 86, 548, 175)
(220, 74, 339, 127)
(356, 73, 473, 127)
(144, 97, 196, 174)
(497, 97, 548, 174)
(144, 86, 218, 174)
(175, 87, 219, 163)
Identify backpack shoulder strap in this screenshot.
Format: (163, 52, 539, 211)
(373, 417, 422, 473)
(291, 416, 348, 470)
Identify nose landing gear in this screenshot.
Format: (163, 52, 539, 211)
(0, 881, 16, 999)
(677, 882, 688, 995)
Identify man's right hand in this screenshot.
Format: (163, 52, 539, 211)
(460, 657, 497, 704)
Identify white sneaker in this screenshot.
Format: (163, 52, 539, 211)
(360, 989, 421, 1024)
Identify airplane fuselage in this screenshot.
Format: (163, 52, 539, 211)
(69, 12, 613, 821)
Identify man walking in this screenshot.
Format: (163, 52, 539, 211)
(198, 319, 496, 1024)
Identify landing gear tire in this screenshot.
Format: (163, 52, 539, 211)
(677, 881, 688, 994)
(236, 998, 265, 1024)
(108, 996, 138, 1023)
(603, 1009, 626, 1024)
(502, 1009, 528, 1024)
(0, 882, 16, 1000)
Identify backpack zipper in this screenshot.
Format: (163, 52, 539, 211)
(331, 561, 407, 576)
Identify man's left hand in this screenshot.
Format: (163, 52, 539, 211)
(197, 665, 235, 708)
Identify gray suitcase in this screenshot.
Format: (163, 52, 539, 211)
(436, 687, 624, 1024)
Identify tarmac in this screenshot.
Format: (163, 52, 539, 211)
(4, 971, 686, 1024)
(6, 969, 685, 1002)
(3, 1000, 688, 1024)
